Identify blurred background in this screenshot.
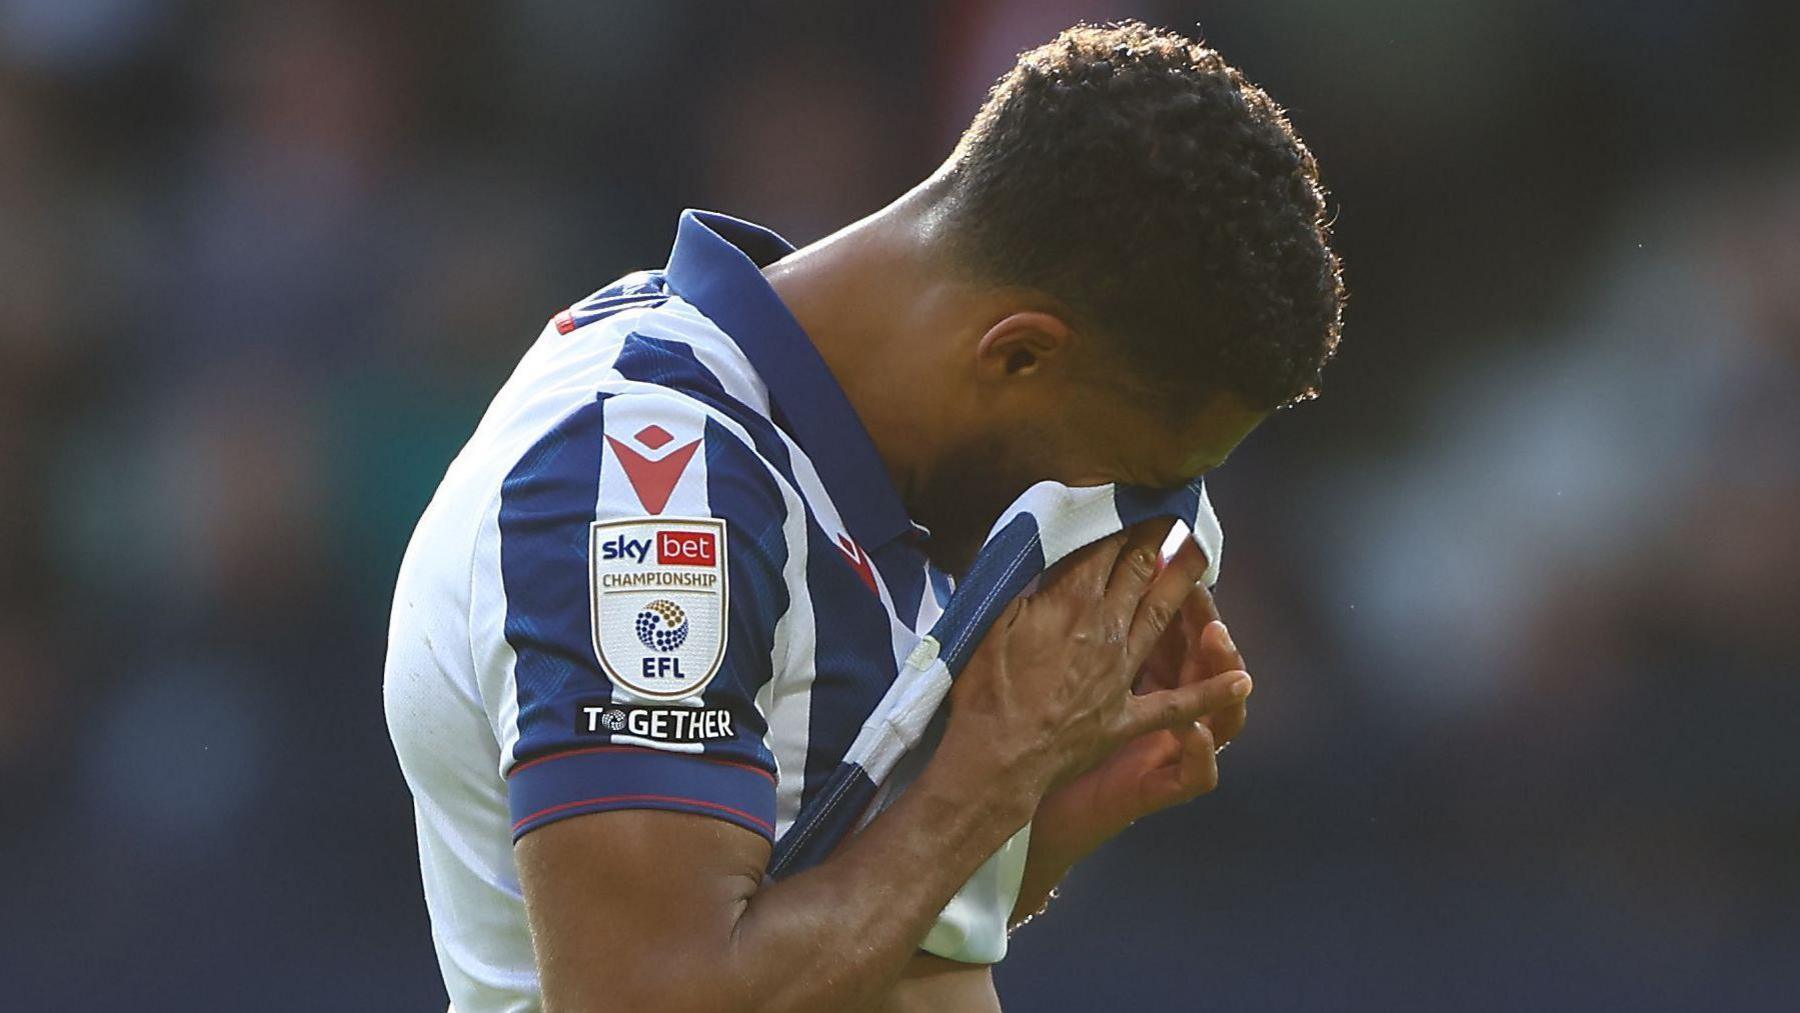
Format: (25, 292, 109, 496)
(2, 1, 1796, 1009)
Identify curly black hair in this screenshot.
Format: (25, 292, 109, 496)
(941, 21, 1344, 410)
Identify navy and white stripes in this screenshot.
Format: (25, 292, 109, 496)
(383, 210, 1227, 1006)
(769, 479, 1221, 878)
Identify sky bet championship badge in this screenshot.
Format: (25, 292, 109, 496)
(588, 517, 728, 701)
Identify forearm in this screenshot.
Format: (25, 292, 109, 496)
(532, 528, 1232, 1011)
(722, 760, 1037, 1012)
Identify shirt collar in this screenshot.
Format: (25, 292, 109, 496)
(662, 209, 917, 551)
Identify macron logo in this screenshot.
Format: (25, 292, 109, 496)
(607, 424, 700, 515)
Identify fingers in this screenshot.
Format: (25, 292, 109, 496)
(1200, 619, 1244, 674)
(1140, 722, 1221, 808)
(1186, 620, 1249, 743)
(1140, 584, 1224, 694)
(1133, 623, 1184, 694)
(1172, 720, 1221, 799)
(1124, 539, 1211, 664)
(1107, 519, 1174, 593)
(1202, 700, 1249, 747)
(1100, 520, 1170, 642)
(1036, 532, 1128, 611)
(1174, 619, 1243, 686)
(1180, 579, 1221, 629)
(1121, 669, 1251, 739)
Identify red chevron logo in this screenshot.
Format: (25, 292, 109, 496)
(836, 534, 878, 595)
(607, 431, 700, 515)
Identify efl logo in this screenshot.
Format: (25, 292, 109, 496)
(590, 515, 728, 701)
(657, 530, 716, 566)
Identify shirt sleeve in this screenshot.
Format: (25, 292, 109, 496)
(493, 391, 793, 843)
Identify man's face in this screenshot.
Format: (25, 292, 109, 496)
(913, 378, 1267, 573)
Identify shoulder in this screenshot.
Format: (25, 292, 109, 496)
(497, 384, 786, 528)
(488, 272, 799, 532)
(548, 270, 774, 426)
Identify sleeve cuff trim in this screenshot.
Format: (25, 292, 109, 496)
(511, 793, 774, 837)
(507, 745, 777, 843)
(508, 744, 775, 784)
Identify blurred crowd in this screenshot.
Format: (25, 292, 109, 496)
(1, 1, 1794, 1009)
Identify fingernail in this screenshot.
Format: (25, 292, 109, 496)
(1220, 624, 1236, 653)
(1228, 674, 1252, 698)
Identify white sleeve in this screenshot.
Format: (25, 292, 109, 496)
(919, 823, 1032, 963)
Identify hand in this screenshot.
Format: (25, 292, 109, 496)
(1139, 561, 1249, 750)
(939, 520, 1253, 811)
(1029, 536, 1251, 862)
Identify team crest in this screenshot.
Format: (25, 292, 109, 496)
(589, 516, 728, 701)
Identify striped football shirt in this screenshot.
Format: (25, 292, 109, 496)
(383, 210, 1223, 1012)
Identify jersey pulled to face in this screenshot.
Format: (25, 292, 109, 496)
(382, 211, 1224, 1012)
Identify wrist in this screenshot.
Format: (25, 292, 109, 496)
(1026, 824, 1102, 876)
(922, 723, 1046, 833)
(1033, 781, 1131, 864)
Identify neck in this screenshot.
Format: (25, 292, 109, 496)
(762, 178, 962, 518)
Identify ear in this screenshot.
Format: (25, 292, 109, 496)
(973, 312, 1076, 380)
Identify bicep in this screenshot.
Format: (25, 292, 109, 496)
(518, 808, 773, 1011)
